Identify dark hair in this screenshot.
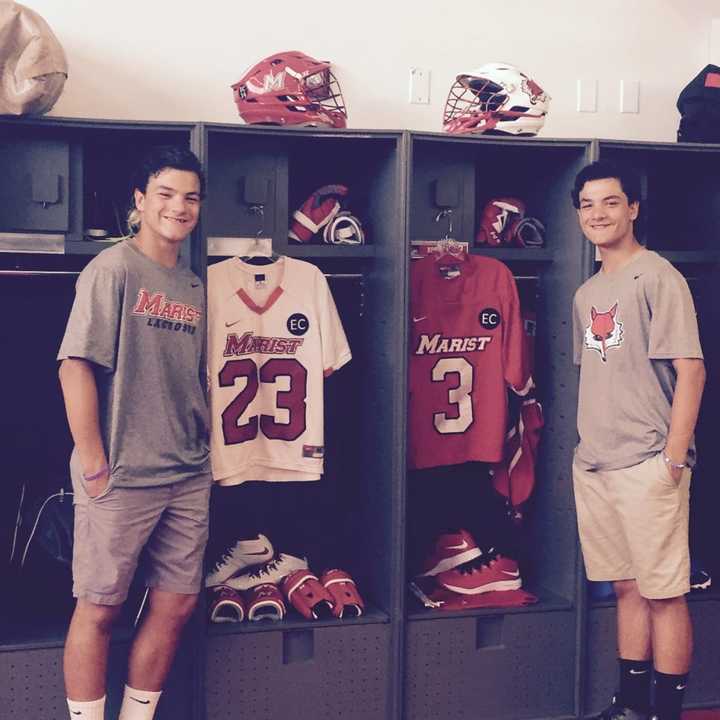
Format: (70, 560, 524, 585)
(571, 161, 641, 208)
(131, 145, 205, 197)
(126, 146, 205, 235)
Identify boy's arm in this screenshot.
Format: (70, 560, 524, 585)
(58, 357, 109, 496)
(664, 357, 706, 481)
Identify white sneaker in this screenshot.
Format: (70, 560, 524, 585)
(225, 553, 308, 591)
(205, 534, 274, 587)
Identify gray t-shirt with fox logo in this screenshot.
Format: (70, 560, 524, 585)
(572, 249, 702, 471)
(58, 240, 210, 487)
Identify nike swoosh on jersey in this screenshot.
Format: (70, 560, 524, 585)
(502, 570, 520, 577)
(225, 320, 242, 328)
(413, 316, 428, 323)
(676, 684, 687, 690)
(131, 698, 151, 705)
(446, 540, 469, 550)
(629, 669, 648, 675)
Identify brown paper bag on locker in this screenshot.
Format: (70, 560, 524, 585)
(0, 2, 67, 115)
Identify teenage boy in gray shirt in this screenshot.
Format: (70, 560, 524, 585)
(571, 161, 705, 720)
(58, 147, 210, 720)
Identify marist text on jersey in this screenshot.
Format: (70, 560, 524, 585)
(414, 333, 493, 355)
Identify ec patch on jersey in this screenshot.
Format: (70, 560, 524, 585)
(479, 307, 501, 329)
(287, 313, 310, 336)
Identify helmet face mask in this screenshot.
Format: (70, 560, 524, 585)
(443, 63, 550, 136)
(233, 51, 347, 128)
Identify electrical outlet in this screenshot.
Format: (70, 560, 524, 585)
(409, 67, 431, 104)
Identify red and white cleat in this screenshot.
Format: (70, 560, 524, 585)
(417, 529, 482, 577)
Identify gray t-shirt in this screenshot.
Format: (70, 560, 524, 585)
(58, 240, 209, 487)
(572, 249, 702, 471)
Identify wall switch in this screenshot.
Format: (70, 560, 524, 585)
(711, 18, 720, 62)
(620, 80, 640, 113)
(576, 79, 598, 112)
(409, 67, 431, 104)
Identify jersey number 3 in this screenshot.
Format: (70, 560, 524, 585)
(432, 357, 474, 434)
(219, 358, 308, 444)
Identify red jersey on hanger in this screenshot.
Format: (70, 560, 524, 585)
(408, 254, 529, 470)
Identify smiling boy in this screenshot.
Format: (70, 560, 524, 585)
(58, 146, 210, 720)
(571, 161, 705, 720)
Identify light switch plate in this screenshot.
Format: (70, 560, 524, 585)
(620, 80, 640, 113)
(577, 79, 598, 113)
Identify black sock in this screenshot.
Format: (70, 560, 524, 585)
(618, 658, 652, 713)
(653, 669, 689, 720)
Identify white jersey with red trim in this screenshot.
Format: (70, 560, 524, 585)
(207, 257, 351, 484)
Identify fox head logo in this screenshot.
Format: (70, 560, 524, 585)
(584, 302, 623, 362)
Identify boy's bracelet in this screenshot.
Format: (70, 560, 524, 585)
(662, 453, 687, 470)
(83, 465, 109, 482)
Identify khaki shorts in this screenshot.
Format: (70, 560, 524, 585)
(572, 451, 691, 599)
(71, 459, 211, 606)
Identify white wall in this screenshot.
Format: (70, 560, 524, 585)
(24, 0, 719, 141)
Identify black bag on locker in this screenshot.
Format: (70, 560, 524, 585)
(677, 64, 720, 143)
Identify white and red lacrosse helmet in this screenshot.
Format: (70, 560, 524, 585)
(443, 62, 549, 136)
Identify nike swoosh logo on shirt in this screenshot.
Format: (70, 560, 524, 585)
(446, 540, 469, 550)
(225, 320, 242, 328)
(502, 570, 520, 577)
(130, 698, 151, 705)
(676, 684, 687, 690)
(413, 316, 428, 323)
(629, 669, 648, 675)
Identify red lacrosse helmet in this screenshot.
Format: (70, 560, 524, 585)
(232, 51, 347, 128)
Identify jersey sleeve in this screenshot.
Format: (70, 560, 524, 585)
(57, 259, 124, 370)
(647, 267, 703, 360)
(317, 271, 352, 376)
(501, 267, 531, 394)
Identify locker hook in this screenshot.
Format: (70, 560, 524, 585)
(248, 203, 265, 238)
(434, 208, 453, 240)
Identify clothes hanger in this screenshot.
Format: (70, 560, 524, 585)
(431, 209, 467, 264)
(239, 204, 281, 266)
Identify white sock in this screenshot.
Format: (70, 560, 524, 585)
(67, 696, 106, 720)
(118, 685, 162, 720)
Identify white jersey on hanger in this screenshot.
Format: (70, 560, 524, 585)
(207, 256, 351, 484)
